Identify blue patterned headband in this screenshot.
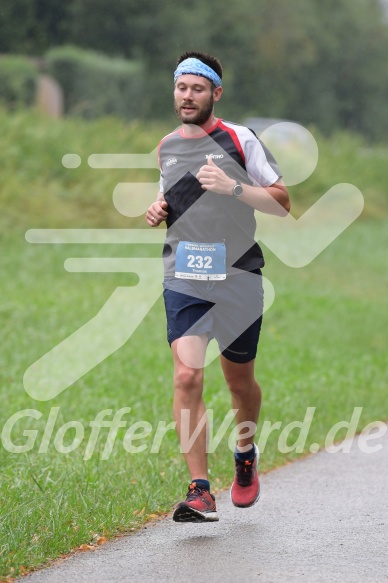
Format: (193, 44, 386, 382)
(174, 58, 222, 88)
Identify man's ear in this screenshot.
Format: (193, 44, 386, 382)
(213, 86, 223, 102)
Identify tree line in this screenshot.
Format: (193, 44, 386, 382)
(1, 0, 388, 140)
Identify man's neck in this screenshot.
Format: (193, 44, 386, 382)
(182, 116, 218, 137)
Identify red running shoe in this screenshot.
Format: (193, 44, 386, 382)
(173, 482, 219, 522)
(230, 444, 260, 508)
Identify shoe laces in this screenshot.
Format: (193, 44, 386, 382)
(235, 458, 255, 486)
(186, 482, 205, 501)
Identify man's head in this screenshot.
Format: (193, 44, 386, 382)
(174, 51, 223, 126)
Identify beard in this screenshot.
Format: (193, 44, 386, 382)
(174, 94, 214, 126)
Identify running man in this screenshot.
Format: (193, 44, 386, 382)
(146, 51, 290, 522)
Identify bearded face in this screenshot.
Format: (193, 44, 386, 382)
(174, 75, 215, 126)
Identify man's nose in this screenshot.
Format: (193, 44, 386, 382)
(182, 88, 194, 100)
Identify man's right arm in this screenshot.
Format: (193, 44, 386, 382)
(145, 192, 169, 227)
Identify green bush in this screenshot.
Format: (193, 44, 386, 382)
(0, 55, 38, 108)
(45, 45, 145, 121)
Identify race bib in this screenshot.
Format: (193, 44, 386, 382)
(175, 241, 226, 280)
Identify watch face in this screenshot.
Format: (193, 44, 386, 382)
(233, 183, 243, 197)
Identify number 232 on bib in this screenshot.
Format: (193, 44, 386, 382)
(175, 241, 226, 281)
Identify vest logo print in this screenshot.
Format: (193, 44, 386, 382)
(206, 153, 224, 159)
(166, 157, 177, 167)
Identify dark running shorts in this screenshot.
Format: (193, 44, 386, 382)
(162, 270, 264, 364)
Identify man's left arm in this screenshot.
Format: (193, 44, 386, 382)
(196, 156, 290, 216)
(229, 177, 290, 216)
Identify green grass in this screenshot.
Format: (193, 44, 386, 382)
(0, 108, 388, 234)
(1, 222, 387, 578)
(0, 110, 387, 578)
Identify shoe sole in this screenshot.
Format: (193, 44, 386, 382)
(173, 505, 219, 523)
(230, 444, 260, 509)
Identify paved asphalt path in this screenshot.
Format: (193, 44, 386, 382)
(24, 427, 388, 583)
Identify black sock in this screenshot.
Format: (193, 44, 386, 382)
(191, 478, 210, 491)
(235, 444, 255, 462)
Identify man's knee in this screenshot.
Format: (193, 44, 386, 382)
(226, 378, 254, 398)
(174, 364, 203, 393)
(222, 361, 257, 398)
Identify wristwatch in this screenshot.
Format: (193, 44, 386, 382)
(232, 181, 244, 198)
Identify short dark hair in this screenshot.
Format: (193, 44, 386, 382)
(176, 51, 223, 81)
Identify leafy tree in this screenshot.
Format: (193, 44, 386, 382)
(0, 0, 70, 54)
(0, 0, 35, 53)
(1, 0, 387, 138)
